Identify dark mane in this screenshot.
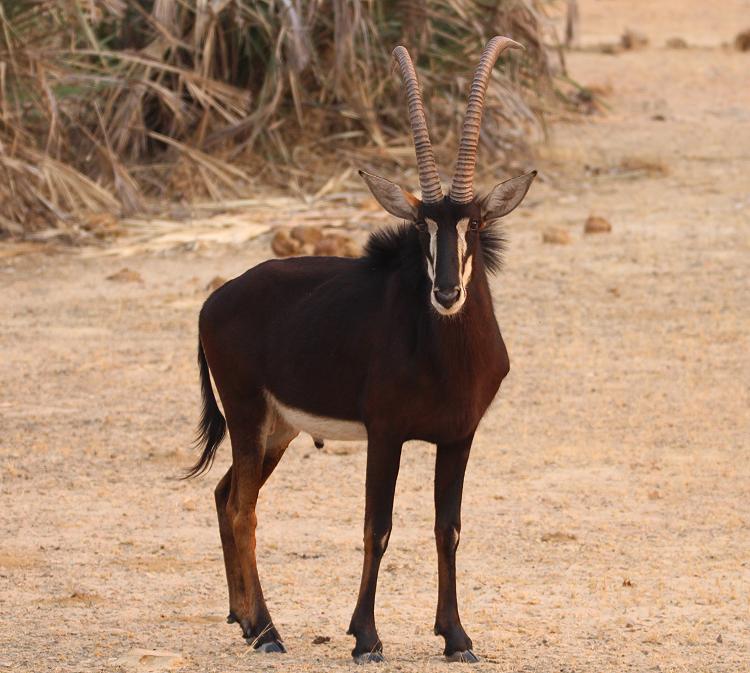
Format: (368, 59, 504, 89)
(364, 223, 419, 269)
(479, 220, 506, 274)
(363, 220, 506, 275)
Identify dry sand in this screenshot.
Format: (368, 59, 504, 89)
(1, 1, 748, 671)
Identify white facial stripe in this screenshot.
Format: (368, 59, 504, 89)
(456, 217, 469, 280)
(461, 253, 473, 288)
(426, 218, 438, 282)
(457, 217, 469, 246)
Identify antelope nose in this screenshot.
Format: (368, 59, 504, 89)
(434, 286, 460, 308)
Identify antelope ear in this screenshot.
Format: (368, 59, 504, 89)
(359, 170, 420, 220)
(480, 170, 537, 220)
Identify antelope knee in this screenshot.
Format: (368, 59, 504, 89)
(364, 528, 391, 557)
(435, 524, 460, 553)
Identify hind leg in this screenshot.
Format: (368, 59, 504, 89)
(215, 466, 245, 625)
(216, 410, 297, 630)
(224, 395, 297, 651)
(225, 396, 280, 650)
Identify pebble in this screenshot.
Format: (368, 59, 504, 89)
(314, 234, 361, 258)
(735, 29, 750, 51)
(114, 649, 183, 671)
(542, 228, 572, 245)
(291, 225, 323, 246)
(204, 276, 226, 292)
(666, 37, 688, 49)
(584, 215, 612, 234)
(106, 268, 143, 283)
(621, 28, 649, 50)
(271, 229, 300, 257)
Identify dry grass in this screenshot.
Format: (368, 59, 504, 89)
(0, 0, 564, 238)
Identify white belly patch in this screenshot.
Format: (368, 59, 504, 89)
(265, 391, 367, 441)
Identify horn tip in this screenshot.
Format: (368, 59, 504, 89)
(489, 35, 525, 51)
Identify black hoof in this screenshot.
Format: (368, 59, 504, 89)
(353, 651, 385, 664)
(445, 650, 479, 663)
(255, 640, 286, 654)
(226, 612, 238, 624)
(314, 438, 325, 449)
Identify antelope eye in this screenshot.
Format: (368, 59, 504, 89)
(414, 220, 427, 232)
(469, 219, 480, 231)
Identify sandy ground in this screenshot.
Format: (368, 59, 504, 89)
(1, 2, 749, 671)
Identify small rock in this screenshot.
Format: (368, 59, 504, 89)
(597, 43, 622, 55)
(571, 86, 607, 115)
(271, 229, 301, 257)
(114, 649, 183, 671)
(314, 234, 361, 258)
(735, 29, 750, 51)
(542, 228, 571, 245)
(205, 276, 226, 292)
(665, 37, 688, 49)
(107, 268, 143, 283)
(341, 240, 363, 258)
(540, 531, 577, 543)
(584, 215, 612, 234)
(313, 235, 344, 256)
(622, 578, 633, 587)
(312, 635, 331, 645)
(621, 29, 649, 50)
(619, 155, 668, 176)
(716, 634, 723, 643)
(290, 225, 323, 246)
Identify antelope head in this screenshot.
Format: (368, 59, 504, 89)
(360, 37, 537, 316)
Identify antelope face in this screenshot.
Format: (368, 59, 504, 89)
(360, 170, 537, 316)
(417, 200, 480, 316)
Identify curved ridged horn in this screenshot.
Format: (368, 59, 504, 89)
(450, 36, 523, 204)
(392, 46, 443, 204)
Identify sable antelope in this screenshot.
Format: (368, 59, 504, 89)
(188, 36, 536, 663)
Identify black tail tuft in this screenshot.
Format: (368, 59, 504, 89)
(183, 339, 226, 479)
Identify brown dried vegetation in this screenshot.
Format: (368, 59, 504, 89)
(0, 0, 563, 238)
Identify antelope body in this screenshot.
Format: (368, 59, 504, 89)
(188, 36, 536, 663)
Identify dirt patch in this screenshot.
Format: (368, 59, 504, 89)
(0, 552, 40, 569)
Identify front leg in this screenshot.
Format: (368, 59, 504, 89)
(348, 432, 403, 663)
(434, 432, 478, 662)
